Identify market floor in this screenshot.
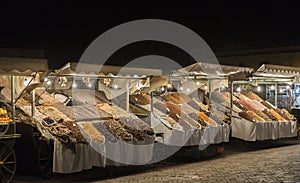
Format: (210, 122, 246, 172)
(12, 138, 300, 183)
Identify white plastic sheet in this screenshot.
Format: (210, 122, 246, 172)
(150, 114, 226, 146)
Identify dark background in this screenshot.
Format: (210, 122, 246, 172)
(0, 1, 299, 69)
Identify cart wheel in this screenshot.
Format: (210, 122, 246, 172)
(37, 141, 58, 178)
(0, 141, 17, 183)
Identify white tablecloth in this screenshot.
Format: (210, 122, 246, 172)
(105, 136, 155, 166)
(53, 141, 106, 173)
(211, 123, 230, 144)
(231, 118, 297, 141)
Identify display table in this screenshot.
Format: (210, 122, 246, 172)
(105, 138, 154, 166)
(211, 123, 230, 144)
(231, 118, 297, 141)
(53, 141, 105, 173)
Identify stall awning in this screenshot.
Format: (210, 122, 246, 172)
(254, 64, 300, 78)
(175, 62, 254, 79)
(52, 62, 162, 77)
(48, 62, 163, 98)
(0, 57, 48, 76)
(0, 57, 49, 96)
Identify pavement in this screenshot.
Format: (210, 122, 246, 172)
(12, 138, 300, 183)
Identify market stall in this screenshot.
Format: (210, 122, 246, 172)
(172, 62, 254, 147)
(0, 57, 48, 182)
(230, 64, 298, 141)
(130, 88, 213, 147)
(126, 62, 250, 152)
(44, 62, 158, 168)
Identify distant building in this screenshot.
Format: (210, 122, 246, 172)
(217, 46, 300, 69)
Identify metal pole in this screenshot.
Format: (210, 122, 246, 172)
(31, 89, 35, 117)
(230, 81, 234, 118)
(275, 83, 278, 107)
(266, 84, 268, 102)
(126, 80, 129, 112)
(11, 76, 16, 135)
(208, 79, 212, 106)
(150, 91, 154, 113)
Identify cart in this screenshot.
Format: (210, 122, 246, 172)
(0, 120, 20, 182)
(0, 57, 48, 181)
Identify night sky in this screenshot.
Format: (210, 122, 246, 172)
(1, 1, 300, 69)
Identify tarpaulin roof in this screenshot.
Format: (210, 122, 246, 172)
(51, 62, 162, 78)
(0, 57, 48, 76)
(254, 64, 300, 78)
(176, 62, 254, 77)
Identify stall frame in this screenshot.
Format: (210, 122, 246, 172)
(36, 62, 160, 173)
(230, 74, 298, 142)
(0, 57, 48, 182)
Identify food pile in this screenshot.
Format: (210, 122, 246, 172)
(231, 91, 296, 123)
(0, 107, 12, 124)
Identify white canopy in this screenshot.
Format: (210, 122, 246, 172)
(0, 57, 48, 76)
(48, 62, 162, 99)
(52, 62, 162, 77)
(176, 62, 254, 77)
(254, 64, 300, 78)
(0, 57, 49, 95)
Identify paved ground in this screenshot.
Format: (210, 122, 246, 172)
(12, 138, 300, 183)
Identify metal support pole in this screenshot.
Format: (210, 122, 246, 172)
(11, 76, 16, 135)
(230, 82, 234, 118)
(266, 84, 268, 102)
(208, 79, 212, 106)
(274, 83, 278, 107)
(150, 91, 154, 113)
(31, 89, 35, 117)
(126, 80, 129, 112)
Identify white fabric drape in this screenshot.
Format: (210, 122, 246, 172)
(231, 118, 297, 141)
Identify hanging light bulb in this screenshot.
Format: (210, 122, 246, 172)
(167, 83, 172, 88)
(204, 85, 208, 90)
(88, 83, 92, 88)
(270, 85, 275, 90)
(113, 84, 119, 89)
(46, 80, 51, 86)
(179, 86, 183, 91)
(44, 77, 48, 82)
(24, 79, 29, 86)
(136, 83, 141, 90)
(236, 86, 241, 92)
(161, 86, 165, 92)
(196, 81, 200, 86)
(286, 85, 290, 90)
(257, 86, 261, 92)
(72, 82, 77, 88)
